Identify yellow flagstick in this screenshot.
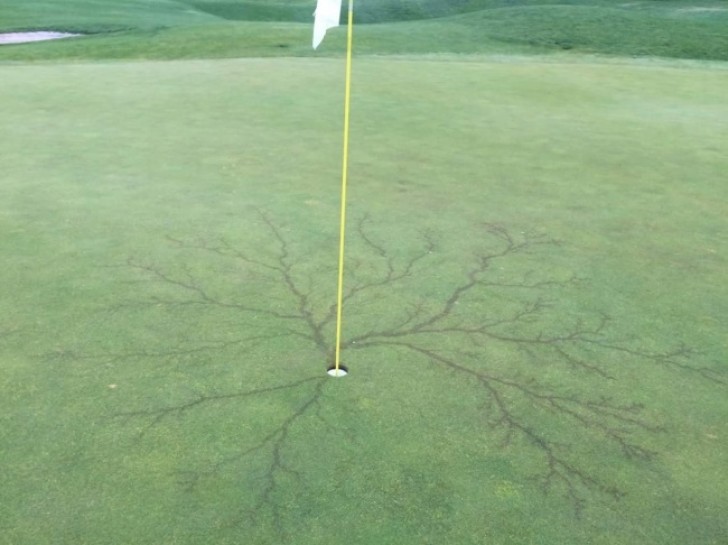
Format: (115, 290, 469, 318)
(333, 0, 355, 375)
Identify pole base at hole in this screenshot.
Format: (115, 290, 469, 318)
(327, 365, 348, 377)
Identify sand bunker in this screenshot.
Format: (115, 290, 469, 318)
(0, 31, 82, 45)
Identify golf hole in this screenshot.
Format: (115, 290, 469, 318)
(327, 365, 348, 378)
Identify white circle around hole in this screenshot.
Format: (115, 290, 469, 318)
(327, 367, 348, 377)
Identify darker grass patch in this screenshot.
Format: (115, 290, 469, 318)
(453, 4, 728, 60)
(1, 0, 727, 61)
(185, 2, 313, 22)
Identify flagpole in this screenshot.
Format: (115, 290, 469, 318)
(333, 0, 354, 375)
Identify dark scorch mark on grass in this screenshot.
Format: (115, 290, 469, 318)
(75, 209, 724, 534)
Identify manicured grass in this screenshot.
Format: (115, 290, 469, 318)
(1, 0, 727, 61)
(0, 0, 218, 32)
(1, 56, 726, 544)
(1, 1, 727, 544)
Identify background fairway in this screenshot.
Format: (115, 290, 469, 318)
(1, 55, 727, 544)
(1, 0, 728, 60)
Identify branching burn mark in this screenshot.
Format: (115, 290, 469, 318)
(75, 210, 724, 531)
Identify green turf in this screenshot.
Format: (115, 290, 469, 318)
(1, 55, 726, 544)
(1, 0, 727, 543)
(1, 0, 727, 61)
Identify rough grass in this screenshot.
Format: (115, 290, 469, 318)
(1, 56, 727, 544)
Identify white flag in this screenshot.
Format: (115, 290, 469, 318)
(313, 0, 342, 49)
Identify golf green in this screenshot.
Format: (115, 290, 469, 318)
(1, 56, 726, 544)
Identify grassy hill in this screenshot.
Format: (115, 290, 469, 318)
(1, 0, 727, 61)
